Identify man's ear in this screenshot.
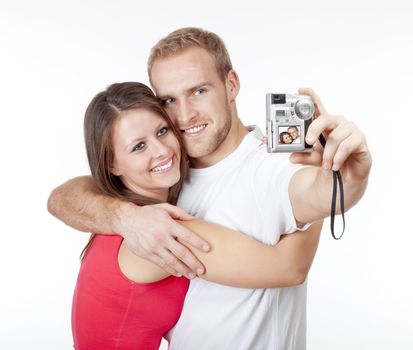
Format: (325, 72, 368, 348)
(225, 69, 240, 102)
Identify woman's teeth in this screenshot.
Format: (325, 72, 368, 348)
(151, 158, 173, 173)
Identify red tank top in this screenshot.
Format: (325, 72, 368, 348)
(71, 234, 189, 350)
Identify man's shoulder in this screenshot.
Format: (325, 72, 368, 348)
(244, 126, 291, 162)
(240, 143, 298, 188)
(242, 126, 272, 160)
(243, 134, 291, 166)
(241, 129, 300, 179)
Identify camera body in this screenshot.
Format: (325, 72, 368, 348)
(266, 93, 315, 152)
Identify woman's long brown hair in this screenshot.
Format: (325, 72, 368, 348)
(81, 82, 189, 258)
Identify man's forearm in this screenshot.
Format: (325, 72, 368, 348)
(290, 167, 369, 224)
(47, 176, 127, 234)
(48, 177, 209, 277)
(316, 167, 368, 212)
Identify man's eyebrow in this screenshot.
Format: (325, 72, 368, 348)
(158, 82, 213, 101)
(186, 82, 212, 94)
(158, 94, 173, 101)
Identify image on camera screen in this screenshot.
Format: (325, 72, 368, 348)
(278, 126, 301, 145)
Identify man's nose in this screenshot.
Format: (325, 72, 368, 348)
(177, 100, 197, 126)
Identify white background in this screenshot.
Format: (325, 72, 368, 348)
(1, 0, 412, 349)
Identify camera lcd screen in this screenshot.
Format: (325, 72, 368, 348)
(276, 110, 285, 117)
(278, 126, 301, 145)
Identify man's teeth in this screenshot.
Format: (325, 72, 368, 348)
(152, 159, 173, 173)
(183, 124, 207, 134)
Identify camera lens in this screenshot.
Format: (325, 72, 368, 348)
(295, 98, 314, 120)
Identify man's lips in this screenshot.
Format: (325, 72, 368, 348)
(180, 124, 207, 137)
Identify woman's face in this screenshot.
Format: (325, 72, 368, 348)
(111, 108, 181, 201)
(281, 133, 293, 144)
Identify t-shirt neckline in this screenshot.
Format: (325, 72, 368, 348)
(188, 126, 263, 178)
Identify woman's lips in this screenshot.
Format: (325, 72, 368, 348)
(151, 157, 174, 174)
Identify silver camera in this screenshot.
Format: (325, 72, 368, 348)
(266, 93, 315, 152)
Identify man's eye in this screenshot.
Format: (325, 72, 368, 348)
(132, 142, 145, 152)
(194, 89, 205, 96)
(162, 97, 174, 106)
(157, 126, 169, 137)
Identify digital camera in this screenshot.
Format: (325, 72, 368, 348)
(266, 93, 315, 152)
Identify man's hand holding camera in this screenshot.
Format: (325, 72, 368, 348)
(287, 88, 372, 224)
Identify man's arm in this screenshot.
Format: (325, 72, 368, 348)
(47, 176, 210, 278)
(48, 176, 116, 233)
(288, 88, 372, 223)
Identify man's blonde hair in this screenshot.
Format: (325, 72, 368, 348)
(147, 27, 233, 85)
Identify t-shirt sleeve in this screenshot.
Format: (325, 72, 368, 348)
(252, 149, 311, 244)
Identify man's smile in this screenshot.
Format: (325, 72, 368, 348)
(180, 123, 208, 137)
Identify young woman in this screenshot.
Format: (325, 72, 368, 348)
(280, 131, 293, 144)
(71, 82, 321, 349)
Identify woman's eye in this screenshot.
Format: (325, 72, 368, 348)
(132, 142, 145, 152)
(157, 126, 169, 137)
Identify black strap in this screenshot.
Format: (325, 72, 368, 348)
(318, 135, 345, 240)
(331, 171, 345, 239)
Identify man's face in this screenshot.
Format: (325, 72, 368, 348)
(150, 47, 234, 167)
(288, 127, 299, 140)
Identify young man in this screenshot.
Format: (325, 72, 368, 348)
(288, 125, 301, 144)
(48, 28, 371, 349)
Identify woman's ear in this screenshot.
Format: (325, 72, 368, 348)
(110, 162, 121, 176)
(225, 69, 240, 102)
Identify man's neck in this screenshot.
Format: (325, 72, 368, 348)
(190, 119, 249, 169)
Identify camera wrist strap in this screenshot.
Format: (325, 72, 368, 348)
(318, 135, 346, 239)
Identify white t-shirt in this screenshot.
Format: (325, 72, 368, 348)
(168, 128, 308, 350)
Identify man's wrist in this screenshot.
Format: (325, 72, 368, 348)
(111, 200, 137, 235)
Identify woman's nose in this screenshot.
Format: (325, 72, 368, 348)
(150, 139, 169, 157)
